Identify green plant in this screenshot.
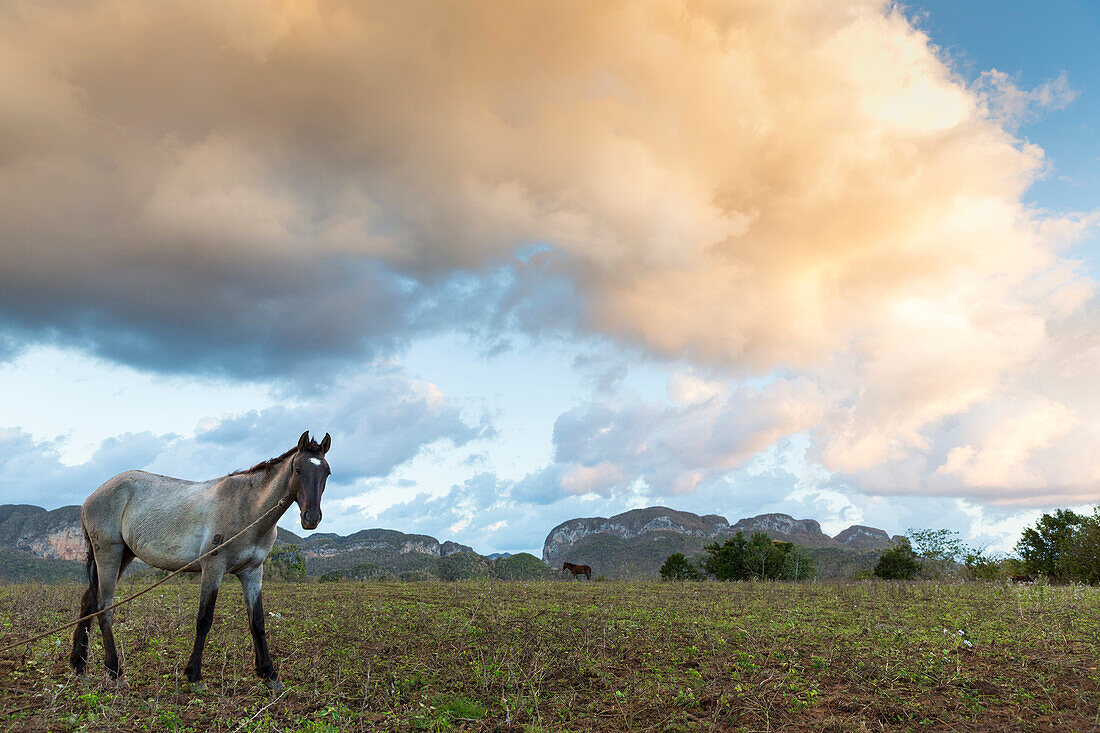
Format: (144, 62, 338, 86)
(874, 538, 920, 580)
(1016, 508, 1100, 583)
(659, 553, 702, 581)
(702, 532, 816, 581)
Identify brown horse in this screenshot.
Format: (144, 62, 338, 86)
(562, 561, 591, 580)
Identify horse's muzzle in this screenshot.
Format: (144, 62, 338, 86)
(301, 510, 321, 530)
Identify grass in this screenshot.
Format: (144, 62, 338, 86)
(2, 579, 1100, 731)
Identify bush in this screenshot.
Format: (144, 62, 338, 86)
(963, 550, 999, 581)
(701, 532, 816, 581)
(490, 553, 555, 580)
(659, 553, 702, 581)
(874, 538, 920, 580)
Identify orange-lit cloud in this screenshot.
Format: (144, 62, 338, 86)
(0, 0, 1095, 504)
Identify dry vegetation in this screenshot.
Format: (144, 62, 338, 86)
(2, 580, 1100, 731)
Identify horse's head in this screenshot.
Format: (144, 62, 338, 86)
(561, 562, 571, 572)
(291, 431, 331, 530)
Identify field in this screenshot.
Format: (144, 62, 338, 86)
(2, 580, 1100, 732)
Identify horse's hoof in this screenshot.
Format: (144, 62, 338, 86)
(264, 678, 285, 693)
(185, 681, 207, 694)
(105, 676, 127, 690)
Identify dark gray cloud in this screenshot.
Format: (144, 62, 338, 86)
(0, 254, 518, 382)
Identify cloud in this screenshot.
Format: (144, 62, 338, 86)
(0, 0, 1081, 371)
(0, 428, 174, 506)
(352, 435, 1051, 556)
(826, 302, 1100, 505)
(972, 70, 1078, 130)
(509, 378, 826, 503)
(1, 366, 488, 507)
(1, 0, 1096, 510)
(188, 369, 491, 484)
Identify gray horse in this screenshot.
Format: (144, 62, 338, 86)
(69, 431, 331, 689)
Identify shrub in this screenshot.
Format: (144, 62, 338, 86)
(701, 532, 816, 581)
(659, 553, 702, 581)
(874, 538, 920, 580)
(963, 550, 999, 581)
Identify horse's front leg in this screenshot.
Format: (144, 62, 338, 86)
(236, 564, 281, 690)
(184, 562, 224, 683)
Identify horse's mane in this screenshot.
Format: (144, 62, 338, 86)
(228, 446, 298, 477)
(228, 437, 324, 477)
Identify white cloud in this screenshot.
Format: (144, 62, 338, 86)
(972, 69, 1078, 130)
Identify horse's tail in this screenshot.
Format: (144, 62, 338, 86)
(82, 527, 98, 604)
(70, 523, 98, 671)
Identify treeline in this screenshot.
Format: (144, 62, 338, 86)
(874, 509, 1100, 584)
(660, 531, 816, 581)
(660, 507, 1100, 585)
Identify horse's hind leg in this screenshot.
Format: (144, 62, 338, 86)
(237, 565, 281, 689)
(184, 562, 224, 684)
(91, 539, 126, 679)
(70, 529, 97, 675)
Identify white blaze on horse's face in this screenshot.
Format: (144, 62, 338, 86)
(293, 432, 332, 531)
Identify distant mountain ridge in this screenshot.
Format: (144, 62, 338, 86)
(274, 527, 483, 578)
(543, 507, 903, 579)
(0, 502, 902, 582)
(0, 502, 535, 582)
(277, 527, 474, 559)
(542, 506, 730, 563)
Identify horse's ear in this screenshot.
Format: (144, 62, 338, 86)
(298, 431, 310, 451)
(320, 433, 331, 455)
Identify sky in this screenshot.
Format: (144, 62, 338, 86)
(1, 0, 1098, 557)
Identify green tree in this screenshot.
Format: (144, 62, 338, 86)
(659, 553, 702, 581)
(1072, 516, 1100, 584)
(702, 532, 815, 581)
(264, 544, 306, 582)
(1017, 509, 1100, 583)
(702, 532, 751, 581)
(745, 533, 785, 579)
(874, 538, 920, 580)
(781, 543, 817, 581)
(962, 548, 999, 581)
(908, 528, 963, 578)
